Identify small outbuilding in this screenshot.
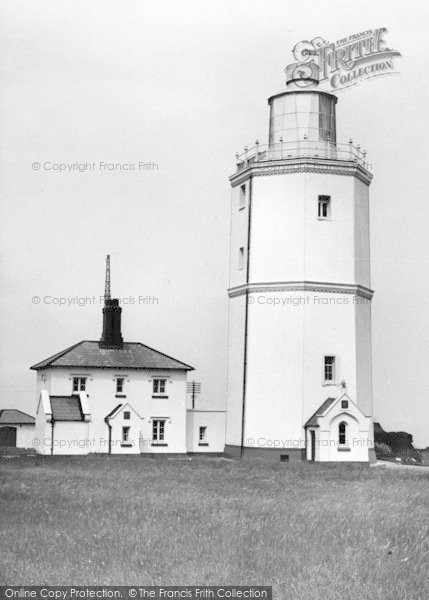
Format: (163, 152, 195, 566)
(305, 393, 372, 462)
(0, 409, 35, 448)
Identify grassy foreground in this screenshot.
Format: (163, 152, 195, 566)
(0, 456, 428, 599)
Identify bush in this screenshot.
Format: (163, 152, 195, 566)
(375, 441, 393, 458)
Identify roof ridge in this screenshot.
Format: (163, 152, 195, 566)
(30, 340, 193, 371)
(0, 409, 35, 418)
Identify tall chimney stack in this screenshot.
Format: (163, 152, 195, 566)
(99, 255, 123, 349)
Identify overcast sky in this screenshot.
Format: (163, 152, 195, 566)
(1, 0, 428, 447)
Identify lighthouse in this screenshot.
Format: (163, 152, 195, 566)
(225, 66, 375, 462)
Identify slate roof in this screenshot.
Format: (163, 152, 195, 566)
(105, 404, 123, 420)
(30, 340, 193, 371)
(304, 397, 336, 428)
(50, 396, 84, 421)
(0, 409, 35, 425)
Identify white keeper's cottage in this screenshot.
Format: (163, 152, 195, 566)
(225, 66, 375, 462)
(32, 257, 225, 456)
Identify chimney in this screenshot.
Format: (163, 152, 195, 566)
(99, 255, 123, 349)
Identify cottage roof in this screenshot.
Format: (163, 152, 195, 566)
(30, 340, 193, 371)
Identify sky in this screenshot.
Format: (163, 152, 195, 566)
(0, 0, 428, 447)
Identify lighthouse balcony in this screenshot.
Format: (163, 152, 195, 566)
(234, 140, 371, 173)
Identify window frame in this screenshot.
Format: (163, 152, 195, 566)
(238, 246, 245, 270)
(152, 419, 167, 446)
(152, 378, 168, 398)
(123, 411, 131, 420)
(318, 195, 331, 220)
(116, 377, 125, 394)
(121, 426, 131, 446)
(338, 421, 347, 446)
(323, 355, 336, 383)
(72, 376, 87, 393)
(198, 425, 209, 447)
(239, 184, 246, 210)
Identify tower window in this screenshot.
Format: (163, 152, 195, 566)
(324, 356, 336, 382)
(123, 411, 131, 420)
(318, 195, 331, 219)
(238, 247, 245, 270)
(72, 377, 86, 393)
(338, 421, 347, 445)
(116, 377, 124, 394)
(239, 184, 246, 210)
(341, 400, 349, 409)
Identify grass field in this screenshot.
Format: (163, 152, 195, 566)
(0, 456, 428, 599)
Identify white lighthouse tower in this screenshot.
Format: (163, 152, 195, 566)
(225, 66, 375, 463)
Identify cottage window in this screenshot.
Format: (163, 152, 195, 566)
(116, 378, 124, 394)
(122, 426, 130, 443)
(152, 419, 166, 442)
(153, 379, 167, 395)
(123, 411, 131, 420)
(72, 377, 86, 393)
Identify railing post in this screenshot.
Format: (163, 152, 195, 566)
(349, 139, 353, 161)
(255, 139, 259, 162)
(279, 136, 283, 159)
(244, 146, 248, 166)
(303, 134, 307, 157)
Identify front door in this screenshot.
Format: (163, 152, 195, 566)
(0, 427, 17, 447)
(310, 430, 316, 461)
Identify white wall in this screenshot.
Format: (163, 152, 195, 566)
(34, 368, 188, 454)
(249, 172, 362, 285)
(109, 405, 142, 455)
(227, 167, 373, 455)
(15, 424, 35, 448)
(308, 396, 372, 462)
(186, 410, 225, 452)
(0, 424, 35, 448)
(225, 294, 246, 447)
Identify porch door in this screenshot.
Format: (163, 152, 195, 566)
(310, 430, 316, 461)
(0, 427, 17, 447)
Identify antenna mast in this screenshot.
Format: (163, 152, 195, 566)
(104, 255, 111, 302)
